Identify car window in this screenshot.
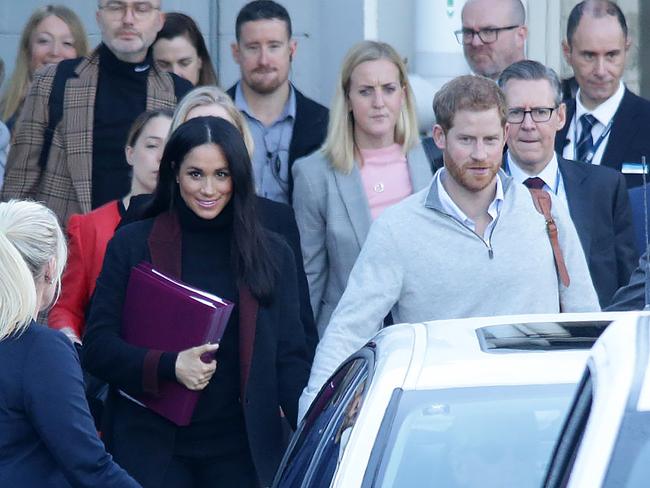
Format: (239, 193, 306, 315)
(602, 411, 650, 487)
(368, 384, 576, 488)
(543, 370, 594, 488)
(274, 356, 370, 488)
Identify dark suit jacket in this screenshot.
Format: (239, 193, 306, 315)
(627, 184, 650, 255)
(505, 156, 637, 307)
(122, 193, 318, 361)
(82, 211, 311, 487)
(0, 322, 138, 487)
(555, 89, 650, 189)
(227, 83, 329, 199)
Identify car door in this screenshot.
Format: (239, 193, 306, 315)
(273, 349, 373, 488)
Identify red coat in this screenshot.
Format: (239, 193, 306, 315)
(49, 200, 121, 339)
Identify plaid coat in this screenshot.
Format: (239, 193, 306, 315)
(1, 48, 180, 225)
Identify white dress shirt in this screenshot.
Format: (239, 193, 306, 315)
(562, 81, 625, 166)
(507, 151, 568, 204)
(436, 168, 504, 243)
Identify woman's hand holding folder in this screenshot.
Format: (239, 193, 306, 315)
(175, 343, 220, 391)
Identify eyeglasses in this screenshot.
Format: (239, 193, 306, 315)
(454, 25, 520, 45)
(98, 1, 160, 20)
(507, 107, 557, 124)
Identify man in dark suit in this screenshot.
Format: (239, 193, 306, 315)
(555, 0, 650, 189)
(499, 60, 637, 307)
(227, 0, 328, 204)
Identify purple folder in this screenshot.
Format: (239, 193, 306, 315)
(121, 262, 234, 426)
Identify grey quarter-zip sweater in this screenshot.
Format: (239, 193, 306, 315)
(298, 169, 600, 419)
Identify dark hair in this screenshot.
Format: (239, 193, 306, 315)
(235, 0, 292, 42)
(434, 75, 508, 133)
(147, 116, 278, 303)
(497, 60, 563, 106)
(126, 109, 173, 148)
(155, 12, 218, 86)
(566, 0, 628, 47)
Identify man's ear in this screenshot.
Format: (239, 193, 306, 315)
(556, 102, 567, 131)
(289, 39, 297, 62)
(432, 125, 446, 150)
(231, 42, 241, 65)
(562, 39, 571, 64)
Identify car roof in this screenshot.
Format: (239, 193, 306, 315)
(370, 312, 643, 391)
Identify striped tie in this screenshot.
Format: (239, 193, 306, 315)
(575, 114, 597, 163)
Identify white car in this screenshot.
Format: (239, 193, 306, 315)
(273, 312, 637, 488)
(544, 312, 650, 488)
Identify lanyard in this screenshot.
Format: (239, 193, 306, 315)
(572, 115, 613, 164)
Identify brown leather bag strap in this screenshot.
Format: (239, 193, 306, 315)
(529, 189, 571, 287)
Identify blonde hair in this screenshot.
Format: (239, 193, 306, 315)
(170, 85, 255, 157)
(0, 200, 67, 340)
(0, 5, 89, 123)
(322, 40, 419, 174)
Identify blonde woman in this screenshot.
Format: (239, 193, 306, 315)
(292, 40, 433, 336)
(0, 200, 139, 487)
(0, 5, 88, 131)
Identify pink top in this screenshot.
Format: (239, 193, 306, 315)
(359, 144, 412, 219)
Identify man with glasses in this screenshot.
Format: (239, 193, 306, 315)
(456, 0, 527, 80)
(227, 0, 328, 204)
(1, 1, 191, 225)
(498, 60, 637, 307)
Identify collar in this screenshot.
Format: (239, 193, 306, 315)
(575, 81, 625, 127)
(98, 42, 152, 76)
(507, 151, 559, 193)
(429, 168, 505, 226)
(234, 82, 297, 124)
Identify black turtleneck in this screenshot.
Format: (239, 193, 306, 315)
(174, 198, 248, 457)
(92, 44, 150, 209)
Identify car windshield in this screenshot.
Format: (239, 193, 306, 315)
(370, 384, 576, 488)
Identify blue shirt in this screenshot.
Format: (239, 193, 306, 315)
(234, 82, 296, 204)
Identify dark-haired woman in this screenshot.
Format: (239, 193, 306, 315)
(153, 12, 218, 87)
(82, 116, 310, 488)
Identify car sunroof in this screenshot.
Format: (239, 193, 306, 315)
(476, 321, 612, 352)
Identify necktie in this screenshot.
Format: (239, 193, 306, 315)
(523, 177, 546, 190)
(575, 114, 597, 163)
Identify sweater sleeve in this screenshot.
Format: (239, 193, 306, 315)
(48, 214, 88, 339)
(24, 329, 141, 488)
(552, 194, 601, 311)
(292, 156, 328, 325)
(298, 215, 404, 421)
(81, 225, 178, 397)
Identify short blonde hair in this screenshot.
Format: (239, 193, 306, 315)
(0, 5, 89, 123)
(170, 85, 255, 157)
(322, 40, 419, 174)
(0, 200, 67, 340)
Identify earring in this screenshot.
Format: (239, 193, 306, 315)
(44, 275, 53, 284)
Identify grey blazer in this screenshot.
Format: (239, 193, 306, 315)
(292, 144, 433, 335)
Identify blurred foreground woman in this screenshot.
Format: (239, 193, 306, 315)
(0, 199, 139, 487)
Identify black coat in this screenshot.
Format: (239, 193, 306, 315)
(555, 89, 650, 188)
(123, 193, 318, 361)
(82, 211, 311, 487)
(556, 156, 637, 307)
(227, 83, 329, 199)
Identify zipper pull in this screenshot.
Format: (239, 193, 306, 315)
(488, 247, 494, 259)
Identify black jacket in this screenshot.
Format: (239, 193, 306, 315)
(555, 89, 650, 188)
(122, 193, 318, 361)
(82, 212, 311, 487)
